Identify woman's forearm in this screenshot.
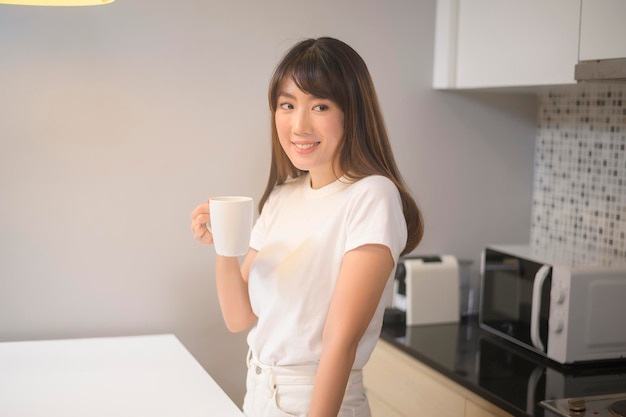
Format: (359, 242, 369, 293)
(215, 255, 257, 332)
(308, 339, 358, 417)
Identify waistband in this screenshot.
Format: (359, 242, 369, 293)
(247, 350, 362, 385)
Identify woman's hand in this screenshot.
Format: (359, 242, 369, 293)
(190, 199, 214, 246)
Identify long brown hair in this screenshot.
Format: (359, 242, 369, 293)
(259, 37, 423, 255)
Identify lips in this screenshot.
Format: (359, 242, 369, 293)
(293, 141, 320, 152)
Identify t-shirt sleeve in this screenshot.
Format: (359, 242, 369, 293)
(344, 176, 408, 261)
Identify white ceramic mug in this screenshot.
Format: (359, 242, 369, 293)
(208, 196, 253, 257)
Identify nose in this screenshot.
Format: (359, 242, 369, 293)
(293, 108, 312, 136)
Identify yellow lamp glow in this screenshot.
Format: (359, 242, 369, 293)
(0, 0, 114, 5)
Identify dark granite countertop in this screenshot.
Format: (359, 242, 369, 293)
(380, 315, 626, 417)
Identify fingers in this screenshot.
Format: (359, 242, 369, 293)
(192, 222, 212, 243)
(190, 202, 209, 221)
(190, 202, 213, 245)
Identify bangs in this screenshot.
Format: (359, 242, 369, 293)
(269, 38, 353, 113)
(283, 50, 346, 108)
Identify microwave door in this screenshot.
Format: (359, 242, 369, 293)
(530, 265, 551, 353)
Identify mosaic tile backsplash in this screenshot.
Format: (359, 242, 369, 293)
(531, 84, 626, 261)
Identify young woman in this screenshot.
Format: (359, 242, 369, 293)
(191, 37, 423, 417)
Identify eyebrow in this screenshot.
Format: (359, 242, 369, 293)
(276, 91, 296, 100)
(277, 91, 329, 101)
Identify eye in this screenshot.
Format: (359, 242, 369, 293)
(312, 104, 329, 112)
(279, 103, 294, 110)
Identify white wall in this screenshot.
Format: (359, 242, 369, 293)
(0, 0, 537, 406)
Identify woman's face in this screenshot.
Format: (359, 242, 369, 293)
(274, 77, 345, 189)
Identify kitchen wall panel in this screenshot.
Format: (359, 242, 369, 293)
(0, 0, 537, 405)
(532, 85, 626, 259)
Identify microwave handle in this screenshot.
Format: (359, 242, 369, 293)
(526, 366, 545, 414)
(530, 265, 551, 352)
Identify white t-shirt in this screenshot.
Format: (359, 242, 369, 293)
(247, 173, 407, 368)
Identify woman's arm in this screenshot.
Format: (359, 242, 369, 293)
(308, 244, 394, 417)
(215, 251, 258, 332)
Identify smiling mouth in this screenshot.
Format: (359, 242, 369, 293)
(293, 142, 320, 150)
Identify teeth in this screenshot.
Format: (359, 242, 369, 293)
(294, 143, 317, 150)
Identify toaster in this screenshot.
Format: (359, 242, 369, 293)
(393, 255, 460, 325)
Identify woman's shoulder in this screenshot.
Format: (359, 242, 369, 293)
(349, 174, 398, 194)
(342, 175, 402, 207)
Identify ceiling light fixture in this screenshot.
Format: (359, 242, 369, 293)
(0, 0, 114, 5)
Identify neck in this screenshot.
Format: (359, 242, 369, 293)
(309, 169, 344, 189)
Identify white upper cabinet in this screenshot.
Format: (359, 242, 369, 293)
(433, 0, 581, 89)
(579, 0, 626, 61)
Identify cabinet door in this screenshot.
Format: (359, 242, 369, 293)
(434, 0, 580, 88)
(364, 340, 465, 417)
(364, 340, 515, 417)
(368, 391, 405, 417)
(579, 0, 626, 61)
(465, 400, 505, 417)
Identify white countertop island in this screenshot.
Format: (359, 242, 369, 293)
(0, 334, 244, 417)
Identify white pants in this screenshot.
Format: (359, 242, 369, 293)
(242, 350, 371, 417)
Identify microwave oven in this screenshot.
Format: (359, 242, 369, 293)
(478, 335, 626, 415)
(479, 244, 626, 364)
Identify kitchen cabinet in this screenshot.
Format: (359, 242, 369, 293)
(579, 0, 626, 61)
(363, 339, 513, 417)
(433, 0, 580, 89)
